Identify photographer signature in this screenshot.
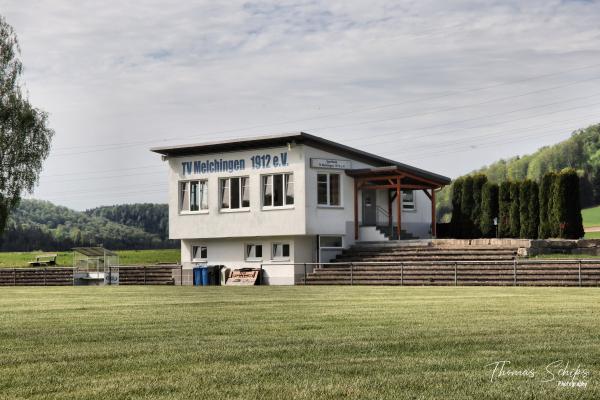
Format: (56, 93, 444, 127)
(485, 360, 589, 388)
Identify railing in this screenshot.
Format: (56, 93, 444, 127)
(268, 259, 600, 287)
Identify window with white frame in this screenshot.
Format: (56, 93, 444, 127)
(191, 245, 207, 261)
(402, 190, 415, 210)
(262, 173, 294, 208)
(272, 243, 290, 260)
(245, 244, 263, 261)
(220, 177, 250, 210)
(317, 173, 341, 206)
(179, 180, 208, 212)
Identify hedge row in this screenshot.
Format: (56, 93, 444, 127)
(450, 169, 584, 239)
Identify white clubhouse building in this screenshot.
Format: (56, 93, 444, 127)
(152, 132, 450, 284)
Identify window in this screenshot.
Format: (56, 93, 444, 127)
(317, 173, 341, 206)
(319, 236, 343, 248)
(220, 177, 249, 210)
(245, 244, 263, 261)
(402, 190, 415, 210)
(179, 180, 208, 212)
(262, 173, 294, 208)
(191, 245, 207, 261)
(272, 243, 290, 260)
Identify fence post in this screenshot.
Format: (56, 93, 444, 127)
(144, 266, 147, 285)
(108, 267, 112, 286)
(180, 266, 183, 286)
(73, 268, 76, 286)
(304, 263, 307, 285)
(13, 268, 16, 286)
(513, 258, 517, 286)
(44, 268, 47, 286)
(350, 263, 354, 286)
(400, 262, 403, 286)
(454, 262, 458, 286)
(578, 260, 582, 287)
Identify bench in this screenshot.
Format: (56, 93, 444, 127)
(28, 254, 58, 267)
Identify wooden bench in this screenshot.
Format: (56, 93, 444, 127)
(28, 254, 58, 267)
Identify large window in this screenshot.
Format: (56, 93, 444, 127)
(179, 180, 208, 212)
(262, 173, 294, 208)
(317, 173, 341, 206)
(191, 245, 207, 261)
(220, 177, 250, 210)
(272, 243, 290, 260)
(402, 190, 415, 210)
(245, 244, 263, 261)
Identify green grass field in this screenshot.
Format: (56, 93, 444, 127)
(582, 205, 600, 228)
(0, 286, 598, 399)
(0, 249, 180, 268)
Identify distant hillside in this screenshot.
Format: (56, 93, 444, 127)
(437, 123, 600, 220)
(86, 203, 169, 241)
(0, 199, 177, 251)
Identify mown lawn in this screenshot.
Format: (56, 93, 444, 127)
(0, 286, 598, 399)
(582, 205, 600, 228)
(0, 249, 180, 268)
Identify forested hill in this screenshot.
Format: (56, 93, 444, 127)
(0, 200, 177, 251)
(86, 203, 169, 241)
(437, 123, 600, 220)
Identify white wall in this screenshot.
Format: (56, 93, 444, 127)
(181, 235, 315, 285)
(168, 145, 306, 239)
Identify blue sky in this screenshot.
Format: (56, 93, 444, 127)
(1, 0, 600, 209)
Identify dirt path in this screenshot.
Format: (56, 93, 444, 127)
(585, 226, 600, 232)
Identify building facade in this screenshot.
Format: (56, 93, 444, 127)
(152, 132, 450, 284)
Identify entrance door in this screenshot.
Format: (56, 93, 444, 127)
(362, 189, 377, 226)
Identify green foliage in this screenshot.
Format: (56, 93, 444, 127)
(479, 182, 499, 238)
(519, 180, 539, 239)
(86, 203, 170, 241)
(538, 172, 556, 238)
(470, 174, 487, 237)
(460, 177, 475, 238)
(498, 182, 512, 237)
(552, 169, 584, 239)
(581, 205, 600, 227)
(0, 199, 177, 251)
(0, 17, 54, 235)
(508, 182, 521, 238)
(450, 178, 464, 237)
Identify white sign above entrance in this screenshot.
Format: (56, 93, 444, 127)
(310, 158, 352, 170)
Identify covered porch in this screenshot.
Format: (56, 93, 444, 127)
(347, 166, 447, 241)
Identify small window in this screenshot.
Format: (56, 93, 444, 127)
(191, 245, 207, 261)
(220, 177, 249, 210)
(317, 173, 341, 206)
(245, 244, 263, 261)
(319, 236, 343, 248)
(272, 243, 290, 260)
(263, 173, 294, 207)
(180, 180, 208, 212)
(402, 190, 415, 210)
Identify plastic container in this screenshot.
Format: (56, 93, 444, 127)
(193, 267, 203, 286)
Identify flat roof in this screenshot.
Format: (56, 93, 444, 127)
(151, 132, 451, 185)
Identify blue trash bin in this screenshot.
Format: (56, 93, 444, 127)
(193, 265, 207, 286)
(201, 267, 209, 286)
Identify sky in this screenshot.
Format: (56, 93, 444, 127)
(1, 0, 600, 210)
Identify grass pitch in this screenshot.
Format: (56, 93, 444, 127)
(0, 286, 598, 399)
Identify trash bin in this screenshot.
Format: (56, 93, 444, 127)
(193, 267, 202, 286)
(201, 266, 210, 286)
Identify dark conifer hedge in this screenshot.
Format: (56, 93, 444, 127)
(480, 182, 499, 238)
(498, 181, 512, 238)
(508, 182, 521, 238)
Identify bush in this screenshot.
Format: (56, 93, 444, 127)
(509, 182, 521, 238)
(498, 181, 512, 238)
(450, 179, 464, 238)
(471, 174, 488, 237)
(480, 182, 499, 238)
(538, 172, 556, 238)
(553, 169, 584, 239)
(519, 180, 539, 239)
(460, 176, 475, 238)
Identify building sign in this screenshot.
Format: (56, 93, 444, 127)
(182, 152, 288, 176)
(310, 158, 352, 170)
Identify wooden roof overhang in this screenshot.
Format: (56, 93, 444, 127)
(346, 166, 447, 240)
(345, 166, 446, 191)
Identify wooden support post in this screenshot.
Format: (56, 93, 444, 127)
(354, 179, 359, 240)
(431, 189, 437, 238)
(396, 177, 401, 240)
(388, 189, 392, 235)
